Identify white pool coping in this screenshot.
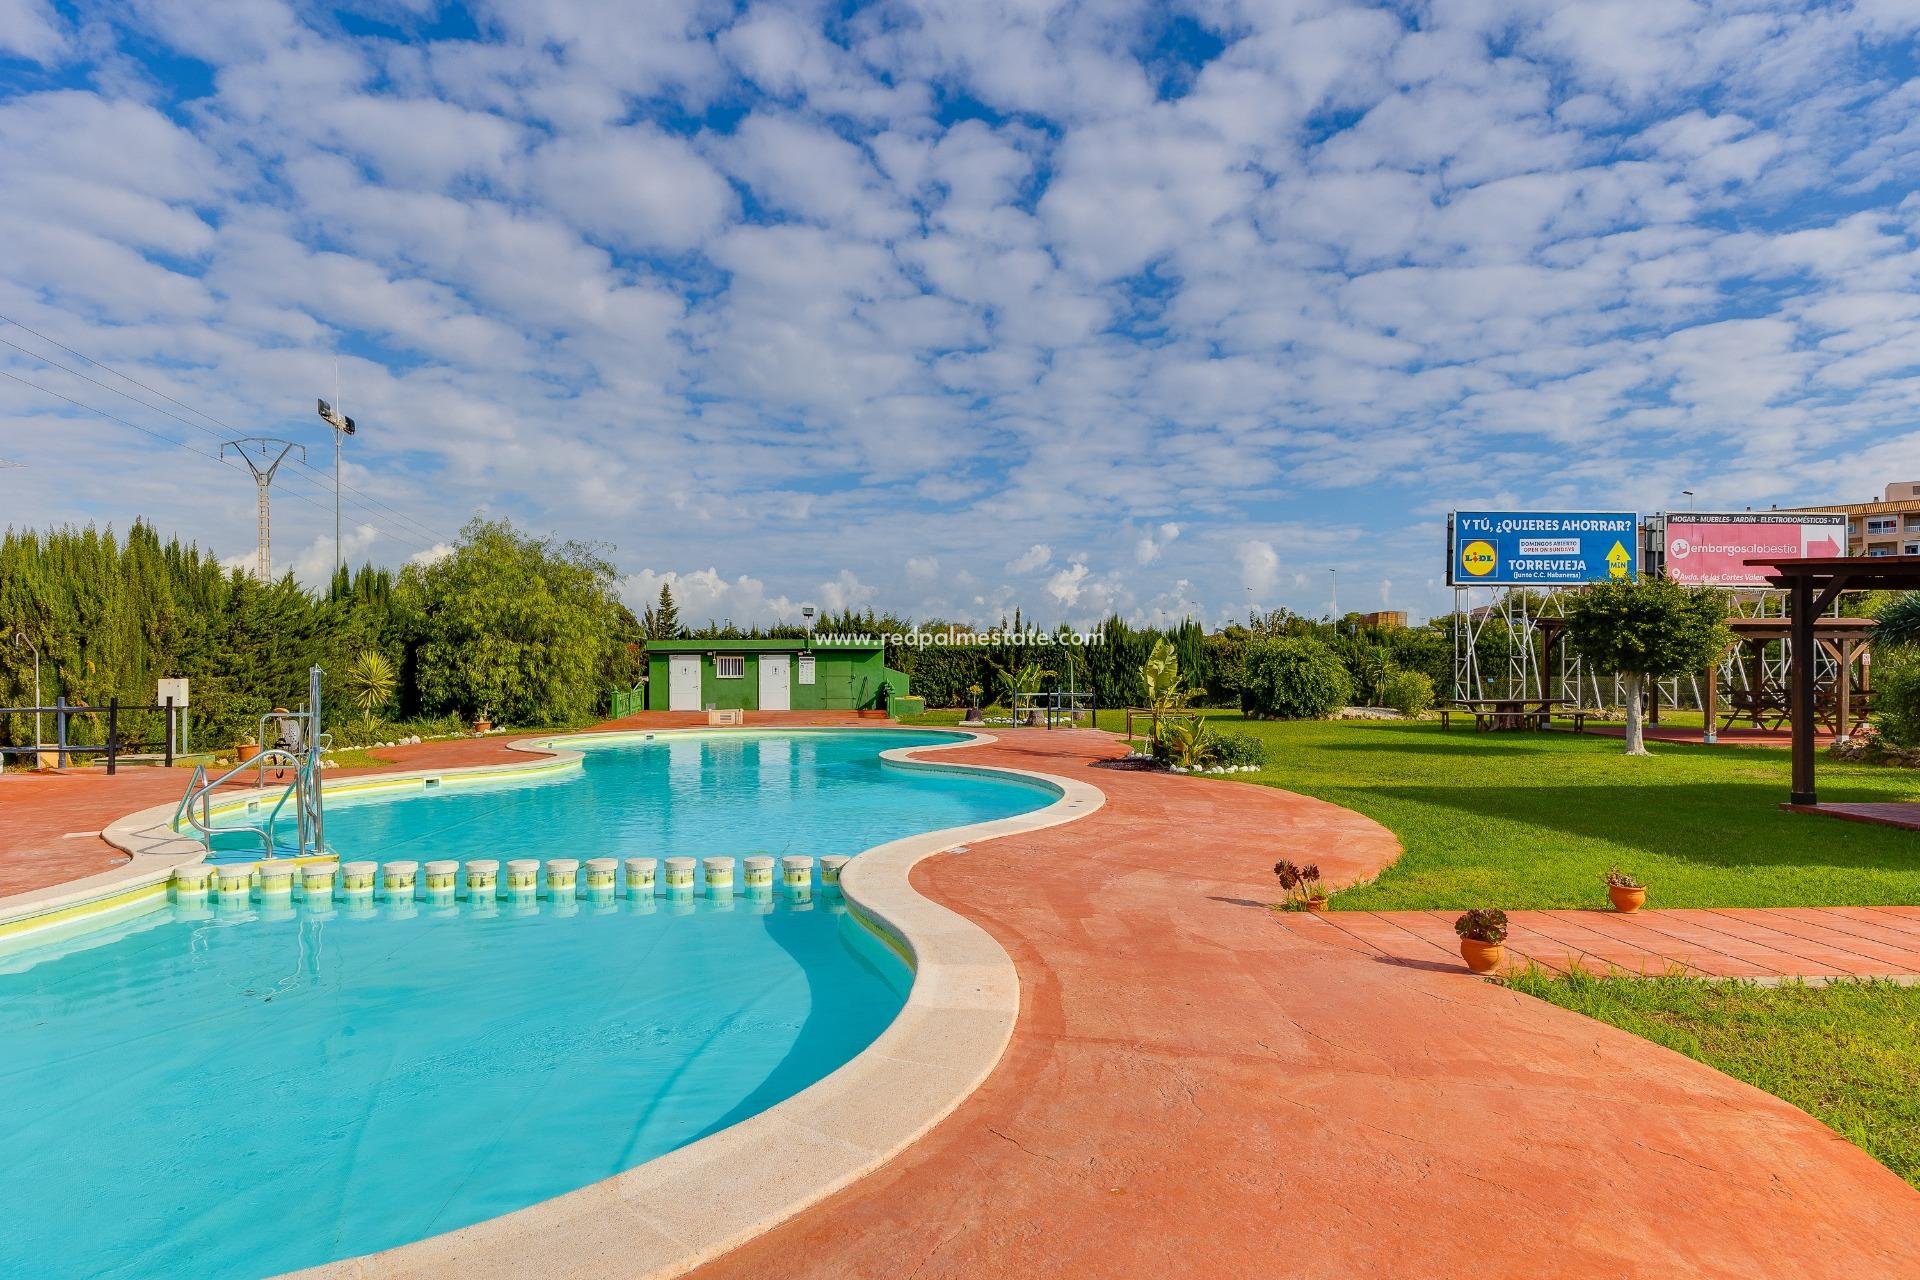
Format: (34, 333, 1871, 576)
(0, 726, 1103, 1279)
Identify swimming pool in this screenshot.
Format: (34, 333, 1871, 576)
(0, 730, 1053, 1279)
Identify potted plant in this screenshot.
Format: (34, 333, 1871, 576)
(236, 733, 260, 764)
(1603, 867, 1647, 913)
(1273, 860, 1330, 912)
(1454, 908, 1509, 973)
(966, 683, 984, 721)
(473, 707, 493, 734)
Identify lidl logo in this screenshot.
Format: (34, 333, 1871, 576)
(1459, 539, 1497, 577)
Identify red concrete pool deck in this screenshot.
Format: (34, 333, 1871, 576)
(694, 729, 1920, 1280)
(1283, 905, 1920, 982)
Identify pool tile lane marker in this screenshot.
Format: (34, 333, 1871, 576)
(284, 729, 1104, 1280)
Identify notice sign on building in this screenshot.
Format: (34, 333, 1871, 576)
(1663, 512, 1846, 587)
(1448, 511, 1639, 586)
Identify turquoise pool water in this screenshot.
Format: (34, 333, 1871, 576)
(0, 730, 1049, 1279)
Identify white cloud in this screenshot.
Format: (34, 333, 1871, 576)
(905, 555, 939, 583)
(0, 0, 65, 63)
(1005, 543, 1051, 574)
(1238, 539, 1279, 598)
(1045, 561, 1089, 605)
(1135, 521, 1180, 564)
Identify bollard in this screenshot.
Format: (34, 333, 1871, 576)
(340, 861, 377, 893)
(214, 864, 254, 896)
(506, 859, 540, 892)
(172, 865, 212, 896)
(743, 856, 775, 889)
(465, 860, 500, 896)
(585, 857, 617, 890)
(382, 861, 419, 897)
(256, 862, 295, 897)
(819, 855, 850, 886)
(546, 859, 580, 895)
(663, 857, 696, 890)
(423, 860, 459, 892)
(624, 857, 657, 895)
(782, 855, 813, 905)
(301, 862, 339, 898)
(702, 856, 734, 896)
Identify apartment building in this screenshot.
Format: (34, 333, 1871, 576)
(1782, 481, 1920, 556)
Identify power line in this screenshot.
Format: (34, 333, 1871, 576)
(0, 368, 440, 556)
(0, 314, 456, 546)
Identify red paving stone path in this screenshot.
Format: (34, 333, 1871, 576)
(1282, 906, 1920, 982)
(695, 729, 1920, 1280)
(0, 710, 876, 896)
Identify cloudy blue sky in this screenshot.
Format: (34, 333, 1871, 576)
(2, 1, 1917, 627)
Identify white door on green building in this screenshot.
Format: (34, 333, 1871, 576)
(759, 654, 791, 711)
(668, 655, 701, 711)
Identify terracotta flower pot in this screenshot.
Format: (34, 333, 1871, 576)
(1305, 896, 1329, 913)
(473, 719, 493, 734)
(236, 741, 260, 764)
(1459, 938, 1505, 974)
(1608, 884, 1647, 913)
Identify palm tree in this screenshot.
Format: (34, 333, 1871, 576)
(1873, 593, 1920, 649)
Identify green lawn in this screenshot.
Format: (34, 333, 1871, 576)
(1088, 711, 1920, 910)
(1509, 970, 1920, 1188)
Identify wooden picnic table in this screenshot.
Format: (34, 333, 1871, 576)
(1447, 696, 1571, 732)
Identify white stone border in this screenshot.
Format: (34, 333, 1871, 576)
(1, 726, 1103, 1280)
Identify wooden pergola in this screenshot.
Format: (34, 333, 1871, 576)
(1751, 555, 1920, 806)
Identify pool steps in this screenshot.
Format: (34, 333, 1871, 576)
(169, 854, 848, 905)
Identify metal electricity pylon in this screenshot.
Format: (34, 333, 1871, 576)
(222, 437, 306, 580)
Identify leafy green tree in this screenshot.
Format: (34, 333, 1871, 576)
(398, 517, 625, 726)
(1562, 579, 1731, 755)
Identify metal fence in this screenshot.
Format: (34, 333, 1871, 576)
(0, 697, 186, 773)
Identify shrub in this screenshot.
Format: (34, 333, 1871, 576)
(1380, 669, 1435, 717)
(1872, 650, 1920, 748)
(1208, 730, 1267, 769)
(1454, 908, 1509, 944)
(1273, 859, 1326, 909)
(1241, 637, 1352, 719)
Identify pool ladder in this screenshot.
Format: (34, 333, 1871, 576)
(175, 666, 330, 860)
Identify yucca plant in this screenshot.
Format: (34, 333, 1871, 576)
(343, 650, 397, 723)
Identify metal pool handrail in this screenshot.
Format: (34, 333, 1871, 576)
(174, 749, 307, 856)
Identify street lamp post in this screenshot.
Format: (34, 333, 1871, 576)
(13, 632, 41, 760)
(1329, 568, 1339, 622)
(316, 398, 357, 585)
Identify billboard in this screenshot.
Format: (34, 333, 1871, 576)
(1662, 512, 1847, 587)
(1448, 511, 1639, 586)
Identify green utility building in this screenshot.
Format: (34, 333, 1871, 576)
(644, 638, 909, 712)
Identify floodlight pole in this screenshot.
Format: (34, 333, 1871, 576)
(317, 395, 359, 587)
(1329, 568, 1338, 621)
